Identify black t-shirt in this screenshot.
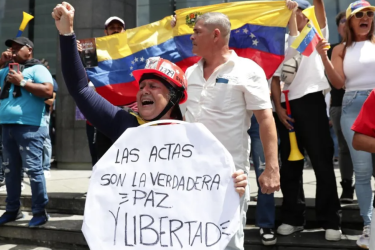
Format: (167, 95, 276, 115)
(327, 43, 345, 107)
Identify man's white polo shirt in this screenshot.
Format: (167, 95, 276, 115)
(182, 51, 272, 173)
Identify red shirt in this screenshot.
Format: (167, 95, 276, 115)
(352, 90, 375, 137)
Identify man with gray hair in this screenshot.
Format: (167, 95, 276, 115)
(180, 2, 296, 247)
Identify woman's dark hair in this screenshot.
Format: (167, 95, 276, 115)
(170, 104, 183, 120)
(335, 12, 346, 27)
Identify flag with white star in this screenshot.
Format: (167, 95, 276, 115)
(86, 1, 291, 105)
(174, 1, 291, 79)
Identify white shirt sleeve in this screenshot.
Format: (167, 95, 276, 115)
(242, 62, 272, 110)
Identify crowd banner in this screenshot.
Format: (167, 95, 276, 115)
(82, 121, 241, 250)
(85, 1, 292, 106)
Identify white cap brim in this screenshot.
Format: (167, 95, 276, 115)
(104, 16, 125, 28)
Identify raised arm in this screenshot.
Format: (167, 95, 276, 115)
(286, 0, 299, 37)
(313, 0, 327, 29)
(53, 2, 131, 141)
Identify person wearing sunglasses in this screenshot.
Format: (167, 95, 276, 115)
(327, 11, 355, 206)
(316, 1, 375, 249)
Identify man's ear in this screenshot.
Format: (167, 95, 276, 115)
(104, 29, 109, 36)
(213, 29, 221, 41)
(29, 48, 33, 56)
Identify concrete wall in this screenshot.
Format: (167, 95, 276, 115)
(137, 0, 173, 26)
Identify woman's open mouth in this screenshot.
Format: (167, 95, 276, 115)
(141, 100, 154, 106)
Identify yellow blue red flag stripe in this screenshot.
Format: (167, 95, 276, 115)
(86, 1, 291, 106)
(291, 22, 321, 56)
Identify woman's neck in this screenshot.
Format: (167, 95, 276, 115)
(354, 34, 369, 42)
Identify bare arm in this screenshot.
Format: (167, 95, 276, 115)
(316, 41, 346, 89)
(271, 76, 294, 130)
(271, 76, 282, 110)
(313, 0, 327, 29)
(288, 8, 298, 37)
(353, 133, 375, 153)
(24, 81, 53, 99)
(253, 108, 280, 194)
(45, 92, 56, 106)
(7, 69, 53, 98)
(283, 0, 299, 61)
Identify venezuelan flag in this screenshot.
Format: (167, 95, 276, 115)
(174, 1, 292, 79)
(290, 6, 327, 56)
(291, 21, 321, 56)
(86, 16, 178, 106)
(86, 1, 291, 105)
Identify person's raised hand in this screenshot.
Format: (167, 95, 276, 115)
(316, 39, 330, 58)
(286, 0, 298, 11)
(0, 49, 13, 65)
(170, 15, 177, 28)
(52, 2, 75, 35)
(77, 40, 82, 52)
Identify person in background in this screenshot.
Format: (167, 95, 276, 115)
(0, 37, 53, 227)
(248, 115, 277, 246)
(316, 1, 375, 248)
(327, 11, 354, 204)
(40, 58, 58, 178)
(247, 4, 299, 245)
(77, 16, 138, 164)
(272, 0, 342, 241)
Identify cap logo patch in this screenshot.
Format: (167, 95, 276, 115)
(159, 65, 175, 78)
(145, 57, 160, 69)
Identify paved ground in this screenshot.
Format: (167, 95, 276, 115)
(0, 166, 368, 250)
(248, 165, 365, 200)
(0, 245, 68, 250)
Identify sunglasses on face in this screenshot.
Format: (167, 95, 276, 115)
(340, 18, 347, 24)
(354, 11, 374, 19)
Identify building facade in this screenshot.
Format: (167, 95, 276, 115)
(0, 0, 373, 169)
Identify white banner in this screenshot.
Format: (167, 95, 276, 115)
(82, 122, 240, 250)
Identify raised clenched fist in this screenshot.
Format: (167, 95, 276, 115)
(51, 2, 75, 35)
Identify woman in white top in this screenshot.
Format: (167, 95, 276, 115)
(316, 1, 375, 249)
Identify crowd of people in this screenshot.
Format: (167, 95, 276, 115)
(0, 0, 374, 249)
